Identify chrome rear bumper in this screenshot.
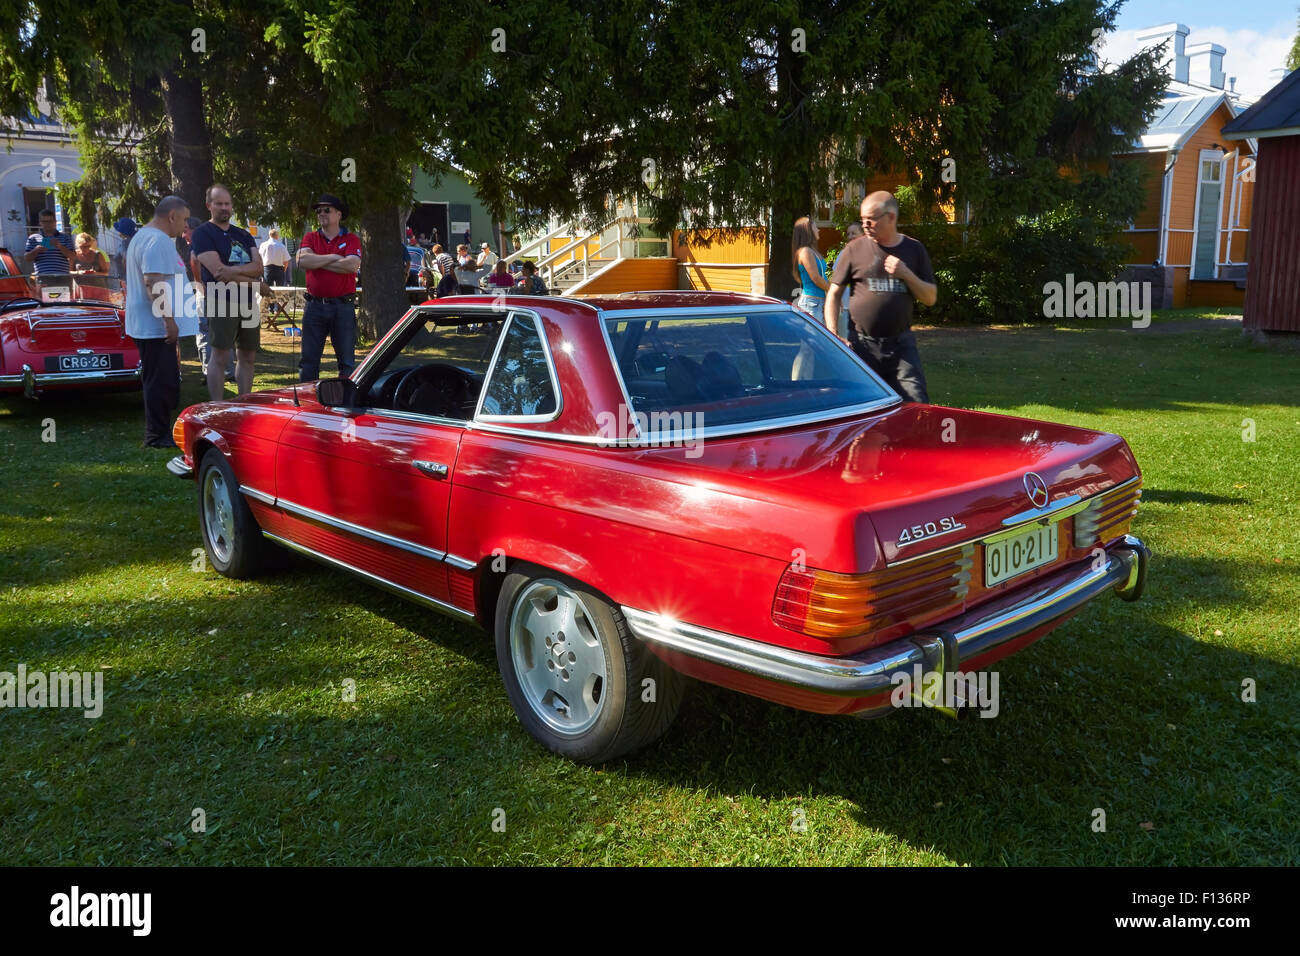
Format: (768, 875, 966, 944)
(623, 535, 1149, 698)
(0, 362, 142, 397)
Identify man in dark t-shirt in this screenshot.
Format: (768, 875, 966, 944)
(191, 184, 263, 399)
(826, 191, 937, 402)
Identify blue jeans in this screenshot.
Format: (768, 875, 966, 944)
(795, 293, 826, 325)
(299, 299, 357, 382)
(195, 313, 235, 377)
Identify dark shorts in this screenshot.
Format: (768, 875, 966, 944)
(265, 264, 286, 285)
(208, 312, 261, 352)
(849, 328, 929, 403)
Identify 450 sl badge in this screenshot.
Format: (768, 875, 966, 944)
(897, 516, 967, 547)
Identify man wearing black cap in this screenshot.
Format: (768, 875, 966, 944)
(296, 193, 362, 382)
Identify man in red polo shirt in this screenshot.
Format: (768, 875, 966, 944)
(296, 193, 362, 382)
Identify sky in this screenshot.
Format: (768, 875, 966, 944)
(1100, 0, 1295, 101)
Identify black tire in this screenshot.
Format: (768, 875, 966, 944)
(197, 447, 268, 579)
(495, 564, 686, 763)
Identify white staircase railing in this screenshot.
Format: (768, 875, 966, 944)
(507, 222, 571, 265)
(505, 217, 671, 292)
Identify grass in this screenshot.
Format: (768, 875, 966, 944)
(1, 307, 1297, 865)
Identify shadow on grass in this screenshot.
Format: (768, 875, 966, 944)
(5, 546, 1293, 865)
(625, 595, 1294, 864)
(1139, 489, 1249, 507)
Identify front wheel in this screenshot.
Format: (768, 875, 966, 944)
(197, 448, 268, 579)
(495, 566, 686, 763)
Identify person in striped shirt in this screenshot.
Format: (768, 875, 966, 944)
(23, 210, 74, 275)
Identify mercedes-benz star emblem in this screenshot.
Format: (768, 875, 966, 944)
(1024, 472, 1050, 509)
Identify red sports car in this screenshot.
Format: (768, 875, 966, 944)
(166, 291, 1148, 763)
(0, 263, 139, 398)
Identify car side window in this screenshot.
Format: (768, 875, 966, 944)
(358, 311, 506, 420)
(478, 313, 558, 419)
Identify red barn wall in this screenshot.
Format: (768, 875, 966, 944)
(1243, 136, 1300, 332)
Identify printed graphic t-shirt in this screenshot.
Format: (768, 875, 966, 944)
(830, 234, 934, 338)
(190, 221, 257, 320)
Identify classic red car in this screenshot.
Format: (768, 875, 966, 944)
(166, 291, 1148, 763)
(0, 260, 139, 398)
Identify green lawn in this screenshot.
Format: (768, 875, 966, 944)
(1, 308, 1296, 865)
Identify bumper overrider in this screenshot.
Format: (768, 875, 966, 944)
(166, 455, 193, 478)
(623, 534, 1149, 704)
(0, 362, 142, 398)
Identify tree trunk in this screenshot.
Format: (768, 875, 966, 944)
(158, 68, 212, 215)
(765, 30, 814, 299)
(358, 204, 408, 341)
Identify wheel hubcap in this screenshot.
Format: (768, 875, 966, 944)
(509, 579, 607, 736)
(202, 468, 235, 565)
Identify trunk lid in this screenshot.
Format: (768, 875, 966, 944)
(15, 307, 131, 353)
(641, 403, 1138, 567)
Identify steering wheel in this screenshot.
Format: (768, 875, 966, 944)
(393, 364, 478, 418)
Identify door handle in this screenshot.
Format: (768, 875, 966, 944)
(412, 460, 450, 479)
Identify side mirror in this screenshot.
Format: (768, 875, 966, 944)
(316, 377, 357, 408)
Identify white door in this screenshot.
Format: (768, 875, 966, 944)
(1191, 150, 1224, 279)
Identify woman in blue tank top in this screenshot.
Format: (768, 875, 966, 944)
(791, 215, 829, 320)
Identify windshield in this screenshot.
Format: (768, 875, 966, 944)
(27, 274, 125, 308)
(604, 308, 896, 435)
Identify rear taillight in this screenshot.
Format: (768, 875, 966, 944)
(1074, 479, 1142, 548)
(773, 546, 972, 640)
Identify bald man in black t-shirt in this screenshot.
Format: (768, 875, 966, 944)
(826, 191, 937, 402)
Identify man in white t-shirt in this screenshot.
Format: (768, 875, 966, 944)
(258, 228, 291, 285)
(125, 195, 198, 448)
(476, 242, 499, 269)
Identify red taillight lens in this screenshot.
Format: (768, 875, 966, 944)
(772, 547, 972, 640)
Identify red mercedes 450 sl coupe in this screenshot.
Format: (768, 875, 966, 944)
(166, 291, 1148, 763)
(0, 264, 139, 399)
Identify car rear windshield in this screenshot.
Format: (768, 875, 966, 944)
(604, 308, 896, 434)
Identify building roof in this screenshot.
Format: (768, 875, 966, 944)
(1222, 68, 1300, 140)
(1124, 93, 1235, 153)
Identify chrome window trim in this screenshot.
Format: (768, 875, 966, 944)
(243, 485, 448, 562)
(595, 305, 902, 441)
(886, 475, 1143, 567)
(474, 310, 564, 424)
(348, 305, 420, 384)
(597, 306, 642, 439)
(345, 303, 902, 446)
(364, 408, 471, 429)
(263, 532, 476, 623)
(466, 421, 620, 445)
(599, 304, 792, 319)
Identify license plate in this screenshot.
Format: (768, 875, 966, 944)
(58, 354, 111, 371)
(985, 523, 1058, 586)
